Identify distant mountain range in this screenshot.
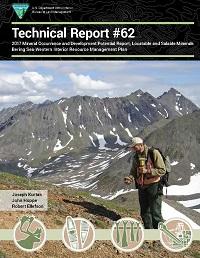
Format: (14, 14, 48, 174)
(0, 87, 198, 163)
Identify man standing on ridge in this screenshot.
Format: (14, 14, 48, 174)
(124, 137, 166, 229)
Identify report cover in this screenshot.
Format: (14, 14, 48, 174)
(0, 0, 199, 257)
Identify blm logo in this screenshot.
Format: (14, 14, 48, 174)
(12, 3, 29, 19)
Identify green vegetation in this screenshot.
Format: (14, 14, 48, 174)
(0, 172, 41, 189)
(192, 252, 200, 258)
(0, 172, 132, 220)
(55, 219, 64, 226)
(0, 250, 6, 258)
(94, 219, 107, 228)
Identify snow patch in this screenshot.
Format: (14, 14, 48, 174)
(143, 114, 151, 122)
(89, 135, 97, 147)
(82, 180, 98, 189)
(93, 154, 105, 160)
(157, 110, 165, 118)
(66, 131, 73, 146)
(80, 124, 86, 130)
(171, 161, 179, 166)
(128, 113, 132, 122)
(125, 128, 133, 138)
(17, 162, 23, 168)
(179, 198, 200, 208)
(53, 133, 73, 152)
(96, 111, 103, 125)
(117, 150, 130, 159)
(62, 111, 67, 125)
(78, 105, 82, 115)
(103, 106, 112, 119)
(62, 179, 81, 186)
(27, 151, 32, 156)
(175, 102, 183, 116)
(166, 172, 200, 196)
(163, 108, 169, 118)
(190, 163, 195, 170)
(87, 171, 104, 180)
(100, 189, 136, 200)
(58, 99, 65, 105)
(151, 104, 156, 107)
(110, 130, 127, 146)
(93, 132, 110, 150)
(162, 202, 200, 229)
(81, 154, 90, 160)
(110, 131, 115, 136)
(39, 169, 54, 175)
(91, 194, 102, 198)
(53, 139, 65, 152)
(27, 167, 37, 177)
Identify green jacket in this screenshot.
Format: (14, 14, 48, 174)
(130, 145, 166, 185)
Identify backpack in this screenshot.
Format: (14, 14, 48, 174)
(148, 147, 171, 193)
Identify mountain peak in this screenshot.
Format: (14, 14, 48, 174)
(158, 88, 198, 116)
(129, 89, 144, 97)
(158, 88, 180, 98)
(42, 99, 53, 105)
(168, 87, 181, 94)
(18, 101, 33, 107)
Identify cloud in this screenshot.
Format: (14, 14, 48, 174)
(0, 71, 62, 109)
(1, 61, 200, 108)
(22, 71, 52, 91)
(0, 71, 52, 94)
(69, 73, 115, 91)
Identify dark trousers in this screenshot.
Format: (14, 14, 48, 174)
(138, 182, 163, 229)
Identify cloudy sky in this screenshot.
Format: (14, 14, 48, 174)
(0, 61, 199, 109)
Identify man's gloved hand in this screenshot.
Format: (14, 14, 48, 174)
(124, 176, 133, 185)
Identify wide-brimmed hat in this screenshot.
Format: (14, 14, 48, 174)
(128, 137, 143, 147)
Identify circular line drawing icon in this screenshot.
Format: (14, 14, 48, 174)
(13, 215, 46, 252)
(111, 217, 144, 252)
(62, 216, 95, 252)
(159, 218, 193, 252)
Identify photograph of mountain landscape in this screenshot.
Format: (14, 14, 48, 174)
(0, 61, 200, 257)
